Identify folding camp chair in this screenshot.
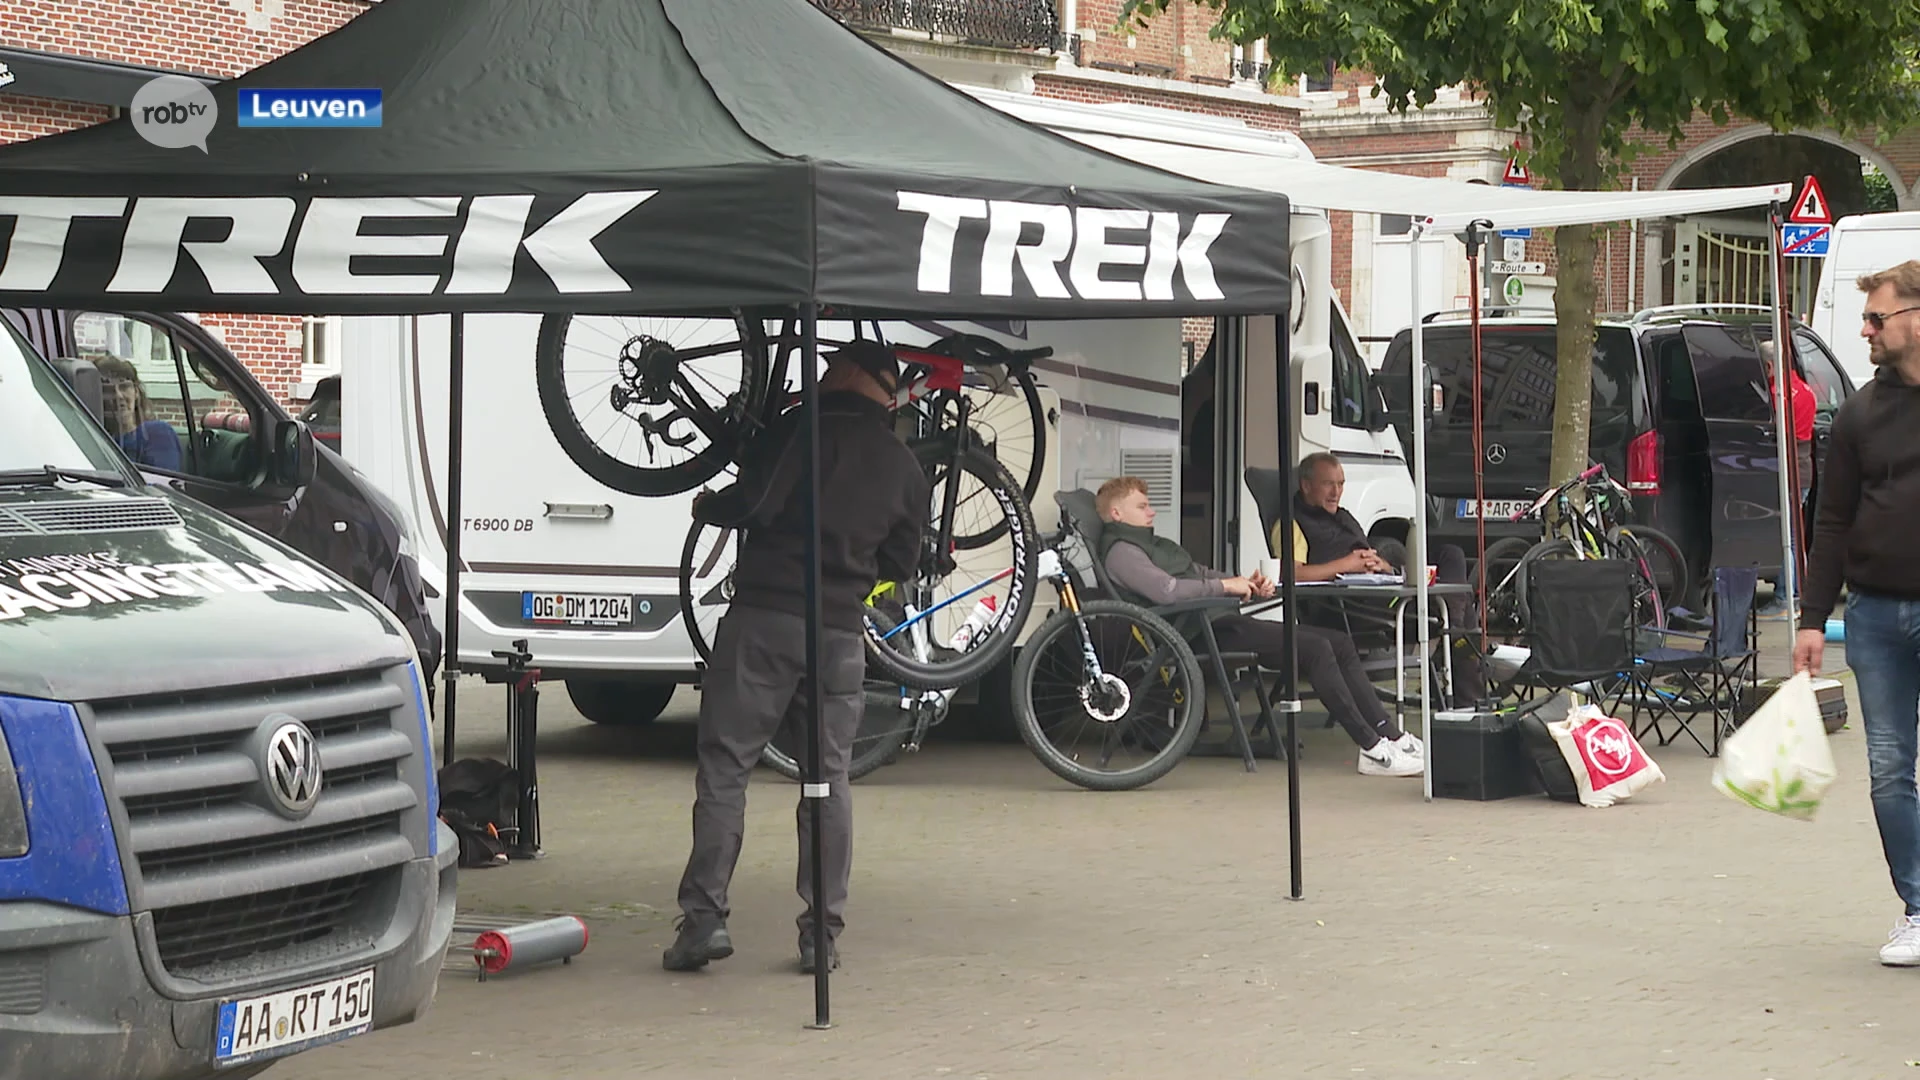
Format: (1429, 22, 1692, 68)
(1625, 566, 1760, 756)
(1494, 558, 1638, 717)
(1055, 490, 1284, 769)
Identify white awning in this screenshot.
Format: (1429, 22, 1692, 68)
(1069, 132, 1793, 231)
(967, 87, 1792, 231)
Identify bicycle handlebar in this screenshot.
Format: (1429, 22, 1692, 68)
(1579, 462, 1605, 481)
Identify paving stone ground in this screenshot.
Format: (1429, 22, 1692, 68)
(273, 619, 1920, 1080)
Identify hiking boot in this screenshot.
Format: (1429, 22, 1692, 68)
(798, 936, 839, 974)
(662, 915, 733, 972)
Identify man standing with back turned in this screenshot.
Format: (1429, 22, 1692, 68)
(1794, 260, 1920, 966)
(665, 341, 927, 976)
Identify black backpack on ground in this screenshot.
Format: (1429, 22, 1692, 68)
(437, 757, 517, 868)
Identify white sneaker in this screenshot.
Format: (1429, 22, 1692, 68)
(1881, 915, 1920, 966)
(1395, 732, 1424, 759)
(1359, 741, 1423, 777)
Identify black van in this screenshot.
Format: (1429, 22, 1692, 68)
(1377, 306, 1854, 598)
(2, 308, 442, 680)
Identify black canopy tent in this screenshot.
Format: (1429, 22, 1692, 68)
(0, 0, 1302, 1025)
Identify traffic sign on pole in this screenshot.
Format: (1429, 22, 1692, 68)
(1781, 223, 1831, 258)
(1789, 176, 1833, 224)
(1503, 158, 1532, 186)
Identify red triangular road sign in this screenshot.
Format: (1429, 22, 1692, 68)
(1789, 176, 1832, 223)
(1503, 157, 1532, 186)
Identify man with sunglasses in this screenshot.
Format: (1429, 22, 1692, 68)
(666, 341, 927, 976)
(1795, 260, 1920, 967)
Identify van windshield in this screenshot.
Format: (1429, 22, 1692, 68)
(0, 322, 132, 476)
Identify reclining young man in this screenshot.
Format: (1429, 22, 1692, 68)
(1095, 476, 1423, 778)
(1276, 452, 1484, 705)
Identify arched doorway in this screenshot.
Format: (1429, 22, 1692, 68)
(1662, 132, 1878, 316)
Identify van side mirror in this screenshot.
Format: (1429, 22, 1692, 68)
(273, 419, 317, 490)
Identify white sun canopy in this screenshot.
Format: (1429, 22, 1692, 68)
(971, 87, 1793, 230)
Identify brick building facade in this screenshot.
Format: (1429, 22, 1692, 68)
(0, 0, 372, 403)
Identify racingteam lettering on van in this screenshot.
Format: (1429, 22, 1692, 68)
(0, 551, 345, 621)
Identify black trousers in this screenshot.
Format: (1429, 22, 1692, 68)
(676, 605, 864, 946)
(1213, 615, 1400, 750)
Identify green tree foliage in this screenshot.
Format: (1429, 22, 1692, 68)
(1124, 0, 1920, 486)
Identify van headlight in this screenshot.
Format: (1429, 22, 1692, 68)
(404, 662, 440, 857)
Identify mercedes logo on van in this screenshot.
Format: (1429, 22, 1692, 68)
(261, 716, 323, 817)
(1485, 443, 1508, 465)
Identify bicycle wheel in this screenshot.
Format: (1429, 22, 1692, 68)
(758, 682, 914, 783)
(1607, 525, 1690, 613)
(1607, 528, 1668, 630)
(1470, 537, 1535, 640)
(957, 367, 1047, 513)
(536, 313, 771, 497)
(1509, 539, 1577, 633)
(864, 442, 1039, 690)
(1012, 600, 1204, 791)
(679, 516, 738, 665)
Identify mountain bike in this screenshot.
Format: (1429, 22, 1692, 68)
(1009, 526, 1205, 792)
(535, 312, 1050, 510)
(1471, 463, 1688, 639)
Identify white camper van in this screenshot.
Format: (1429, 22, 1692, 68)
(340, 95, 1415, 718)
(1811, 211, 1920, 385)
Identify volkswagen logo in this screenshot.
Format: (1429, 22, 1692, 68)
(261, 717, 323, 817)
(1485, 443, 1508, 465)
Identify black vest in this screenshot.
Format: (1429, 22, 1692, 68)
(1292, 493, 1370, 565)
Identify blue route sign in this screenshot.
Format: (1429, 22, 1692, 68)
(1782, 223, 1831, 258)
(1499, 227, 1532, 239)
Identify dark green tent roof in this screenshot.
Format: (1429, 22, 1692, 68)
(0, 0, 1292, 317)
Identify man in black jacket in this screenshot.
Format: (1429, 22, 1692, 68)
(1795, 260, 1920, 967)
(665, 340, 927, 976)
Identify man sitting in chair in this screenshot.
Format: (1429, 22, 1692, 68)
(1096, 476, 1423, 778)
(1277, 452, 1482, 704)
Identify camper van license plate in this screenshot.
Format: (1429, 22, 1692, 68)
(524, 592, 634, 626)
(1456, 499, 1532, 521)
(213, 968, 374, 1065)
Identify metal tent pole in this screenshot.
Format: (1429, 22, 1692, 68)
(799, 305, 832, 1030)
(1272, 312, 1303, 901)
(442, 312, 466, 764)
(1409, 220, 1433, 803)
(1767, 202, 1800, 625)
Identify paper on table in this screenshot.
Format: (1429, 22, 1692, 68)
(1333, 573, 1405, 585)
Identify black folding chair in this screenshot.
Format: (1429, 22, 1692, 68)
(1055, 490, 1282, 770)
(1494, 558, 1638, 717)
(1625, 566, 1760, 756)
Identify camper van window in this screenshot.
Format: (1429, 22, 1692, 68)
(1, 321, 126, 474)
(1329, 303, 1369, 429)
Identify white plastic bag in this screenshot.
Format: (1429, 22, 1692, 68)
(1712, 671, 1837, 821)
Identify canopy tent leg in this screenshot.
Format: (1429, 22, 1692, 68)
(442, 311, 466, 766)
(1410, 221, 1434, 803)
(799, 305, 833, 1031)
(1272, 314, 1304, 901)
(1767, 203, 1800, 628)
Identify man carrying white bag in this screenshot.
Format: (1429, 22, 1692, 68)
(1713, 672, 1837, 822)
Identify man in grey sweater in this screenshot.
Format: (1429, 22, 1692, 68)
(1095, 477, 1422, 777)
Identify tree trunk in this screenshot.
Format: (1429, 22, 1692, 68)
(1547, 100, 1608, 489)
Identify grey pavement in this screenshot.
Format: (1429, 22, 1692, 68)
(272, 615, 1920, 1080)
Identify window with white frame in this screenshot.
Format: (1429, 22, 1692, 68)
(300, 315, 341, 385)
